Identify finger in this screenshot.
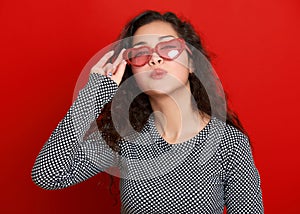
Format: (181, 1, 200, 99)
(91, 51, 114, 74)
(96, 50, 115, 67)
(112, 49, 126, 71)
(104, 63, 113, 76)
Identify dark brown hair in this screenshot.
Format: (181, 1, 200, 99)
(86, 10, 251, 202)
(92, 10, 250, 150)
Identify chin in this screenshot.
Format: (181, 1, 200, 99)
(134, 72, 190, 96)
(142, 81, 190, 98)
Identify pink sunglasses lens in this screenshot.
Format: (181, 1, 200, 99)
(157, 39, 183, 60)
(125, 47, 151, 66)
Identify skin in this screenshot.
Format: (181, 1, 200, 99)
(91, 21, 210, 144)
(130, 29, 191, 96)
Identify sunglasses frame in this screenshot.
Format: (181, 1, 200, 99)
(123, 38, 192, 67)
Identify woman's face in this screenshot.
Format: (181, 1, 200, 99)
(130, 21, 192, 96)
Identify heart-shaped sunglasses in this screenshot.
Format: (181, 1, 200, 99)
(123, 38, 192, 67)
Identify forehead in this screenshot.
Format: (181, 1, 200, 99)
(133, 21, 179, 45)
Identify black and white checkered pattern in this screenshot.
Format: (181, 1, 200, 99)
(32, 73, 264, 213)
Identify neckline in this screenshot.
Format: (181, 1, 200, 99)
(147, 115, 215, 147)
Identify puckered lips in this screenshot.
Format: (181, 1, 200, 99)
(150, 68, 168, 80)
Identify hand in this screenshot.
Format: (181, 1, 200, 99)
(90, 49, 127, 86)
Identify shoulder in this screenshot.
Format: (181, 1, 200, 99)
(211, 116, 250, 148)
(211, 117, 252, 164)
(210, 118, 259, 185)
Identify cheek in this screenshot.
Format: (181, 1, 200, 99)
(131, 69, 149, 90)
(176, 68, 190, 83)
(168, 62, 191, 86)
(131, 66, 144, 74)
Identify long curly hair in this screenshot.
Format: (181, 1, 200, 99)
(86, 10, 252, 204)
(89, 10, 251, 152)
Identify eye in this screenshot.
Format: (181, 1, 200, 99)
(134, 50, 150, 57)
(129, 46, 151, 58)
(160, 45, 177, 50)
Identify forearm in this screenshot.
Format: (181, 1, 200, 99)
(31, 73, 118, 190)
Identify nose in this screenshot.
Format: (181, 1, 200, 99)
(149, 52, 164, 66)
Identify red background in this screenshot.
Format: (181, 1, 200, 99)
(1, 0, 300, 213)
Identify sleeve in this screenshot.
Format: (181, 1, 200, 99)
(31, 73, 119, 190)
(223, 133, 264, 213)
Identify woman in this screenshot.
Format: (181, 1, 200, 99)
(32, 10, 264, 213)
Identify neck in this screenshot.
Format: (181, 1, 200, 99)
(148, 86, 208, 144)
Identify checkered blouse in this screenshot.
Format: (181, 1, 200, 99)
(32, 73, 264, 213)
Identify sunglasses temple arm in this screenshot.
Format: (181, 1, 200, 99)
(185, 44, 193, 55)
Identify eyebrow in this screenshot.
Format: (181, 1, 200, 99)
(132, 35, 175, 47)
